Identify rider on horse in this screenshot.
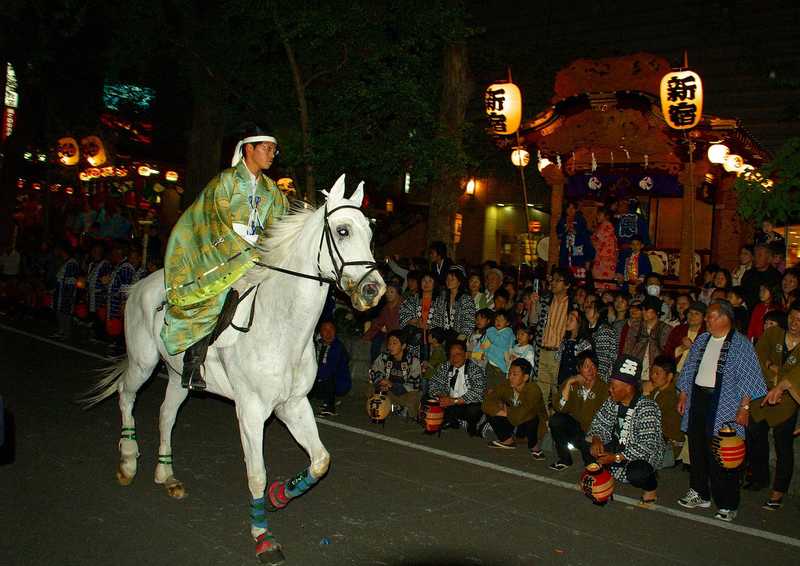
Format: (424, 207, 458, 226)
(161, 124, 289, 390)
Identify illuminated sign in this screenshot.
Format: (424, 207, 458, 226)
(4, 63, 18, 108)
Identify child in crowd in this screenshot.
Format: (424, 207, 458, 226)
(748, 284, 778, 342)
(642, 355, 683, 466)
(763, 310, 787, 333)
(313, 321, 351, 416)
(728, 286, 750, 333)
(480, 309, 515, 390)
(467, 308, 494, 369)
(509, 326, 535, 367)
(422, 328, 447, 396)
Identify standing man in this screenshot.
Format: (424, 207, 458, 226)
(621, 295, 671, 382)
(740, 244, 781, 312)
(162, 124, 289, 390)
(532, 267, 573, 406)
(676, 299, 767, 522)
(749, 300, 800, 509)
(428, 241, 452, 288)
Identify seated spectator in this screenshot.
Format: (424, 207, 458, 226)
(583, 299, 618, 382)
(697, 264, 720, 304)
(548, 351, 609, 471)
(621, 296, 670, 380)
(467, 308, 493, 369)
(422, 328, 447, 395)
(589, 355, 664, 506)
(492, 287, 511, 312)
(665, 302, 706, 372)
(643, 355, 683, 464)
(482, 358, 548, 457)
(556, 308, 593, 387)
(483, 267, 503, 309)
(764, 311, 787, 334)
(362, 282, 402, 362)
(313, 321, 352, 416)
(429, 340, 487, 436)
(510, 326, 535, 367)
(368, 329, 422, 419)
(747, 284, 779, 342)
(749, 302, 800, 509)
(468, 273, 487, 310)
(404, 270, 421, 298)
(728, 286, 750, 333)
(479, 309, 515, 390)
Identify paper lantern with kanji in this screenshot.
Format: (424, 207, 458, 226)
(81, 135, 107, 166)
(485, 81, 522, 135)
(511, 146, 530, 167)
(57, 137, 80, 166)
(580, 463, 614, 505)
(660, 70, 703, 130)
(366, 393, 391, 424)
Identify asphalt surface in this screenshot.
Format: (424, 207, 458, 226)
(1, 319, 799, 566)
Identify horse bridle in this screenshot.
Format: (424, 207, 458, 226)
(254, 203, 379, 294)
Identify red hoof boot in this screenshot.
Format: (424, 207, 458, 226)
(266, 480, 289, 512)
(256, 532, 285, 565)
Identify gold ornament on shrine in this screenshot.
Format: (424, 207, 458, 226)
(660, 70, 703, 130)
(485, 81, 522, 135)
(57, 137, 80, 166)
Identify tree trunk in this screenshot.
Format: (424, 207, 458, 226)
(184, 60, 225, 207)
(428, 41, 471, 257)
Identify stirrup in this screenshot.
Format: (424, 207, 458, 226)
(181, 337, 210, 390)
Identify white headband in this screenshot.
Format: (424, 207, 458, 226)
(231, 135, 278, 167)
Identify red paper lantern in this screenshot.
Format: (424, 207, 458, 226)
(580, 463, 615, 506)
(96, 306, 107, 322)
(106, 318, 123, 337)
(73, 303, 89, 319)
(713, 423, 746, 470)
(422, 399, 444, 434)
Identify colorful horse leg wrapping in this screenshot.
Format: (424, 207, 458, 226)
(267, 467, 319, 511)
(249, 497, 268, 530)
(120, 427, 137, 441)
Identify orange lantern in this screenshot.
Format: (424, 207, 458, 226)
(485, 81, 522, 135)
(580, 463, 615, 505)
(165, 170, 179, 182)
(712, 423, 746, 470)
(660, 69, 703, 130)
(106, 318, 123, 337)
(57, 137, 80, 166)
(366, 393, 391, 424)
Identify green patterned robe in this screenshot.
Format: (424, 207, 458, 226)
(161, 160, 288, 355)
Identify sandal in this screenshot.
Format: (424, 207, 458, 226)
(548, 462, 570, 472)
(763, 498, 783, 511)
(530, 449, 545, 460)
(638, 496, 658, 508)
(489, 440, 516, 449)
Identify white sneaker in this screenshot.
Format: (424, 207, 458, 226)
(677, 488, 711, 509)
(714, 508, 737, 522)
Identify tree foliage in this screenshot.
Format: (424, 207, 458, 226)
(734, 137, 800, 224)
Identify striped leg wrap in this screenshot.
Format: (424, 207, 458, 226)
(120, 427, 137, 440)
(249, 497, 268, 530)
(255, 531, 278, 554)
(267, 468, 318, 511)
(157, 454, 173, 465)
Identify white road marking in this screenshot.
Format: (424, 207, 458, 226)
(3, 321, 799, 549)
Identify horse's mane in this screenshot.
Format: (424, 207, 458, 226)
(258, 201, 317, 266)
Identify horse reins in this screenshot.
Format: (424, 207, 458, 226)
(253, 203, 379, 294)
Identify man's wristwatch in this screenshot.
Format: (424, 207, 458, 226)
(739, 404, 750, 411)
(614, 453, 623, 464)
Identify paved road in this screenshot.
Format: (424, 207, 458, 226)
(1, 322, 799, 565)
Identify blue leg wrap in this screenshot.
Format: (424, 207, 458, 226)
(285, 468, 319, 499)
(249, 497, 268, 529)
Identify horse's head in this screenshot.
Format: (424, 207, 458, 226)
(319, 175, 386, 311)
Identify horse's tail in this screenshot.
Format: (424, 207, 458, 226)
(78, 356, 129, 409)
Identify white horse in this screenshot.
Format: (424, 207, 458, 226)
(83, 175, 385, 564)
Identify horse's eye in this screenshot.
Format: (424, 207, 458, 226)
(337, 226, 349, 237)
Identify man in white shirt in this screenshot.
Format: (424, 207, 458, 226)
(429, 341, 487, 436)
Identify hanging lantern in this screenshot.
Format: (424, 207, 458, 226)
(485, 81, 522, 135)
(707, 144, 729, 164)
(81, 135, 107, 166)
(511, 146, 531, 167)
(712, 423, 746, 470)
(87, 167, 102, 178)
(465, 178, 476, 196)
(723, 154, 745, 173)
(115, 167, 128, 177)
(165, 170, 179, 182)
(138, 165, 152, 177)
(537, 157, 553, 172)
(660, 69, 703, 130)
(57, 137, 80, 166)
(580, 463, 615, 506)
(64, 186, 74, 195)
(385, 198, 394, 213)
(31, 182, 42, 191)
(101, 166, 114, 177)
(79, 171, 91, 182)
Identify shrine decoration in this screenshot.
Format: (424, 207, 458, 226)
(660, 69, 703, 130)
(57, 137, 80, 166)
(707, 144, 729, 164)
(511, 146, 530, 167)
(80, 135, 107, 166)
(485, 81, 522, 135)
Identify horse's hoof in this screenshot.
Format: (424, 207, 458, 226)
(257, 547, 285, 565)
(164, 477, 187, 499)
(116, 467, 134, 486)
